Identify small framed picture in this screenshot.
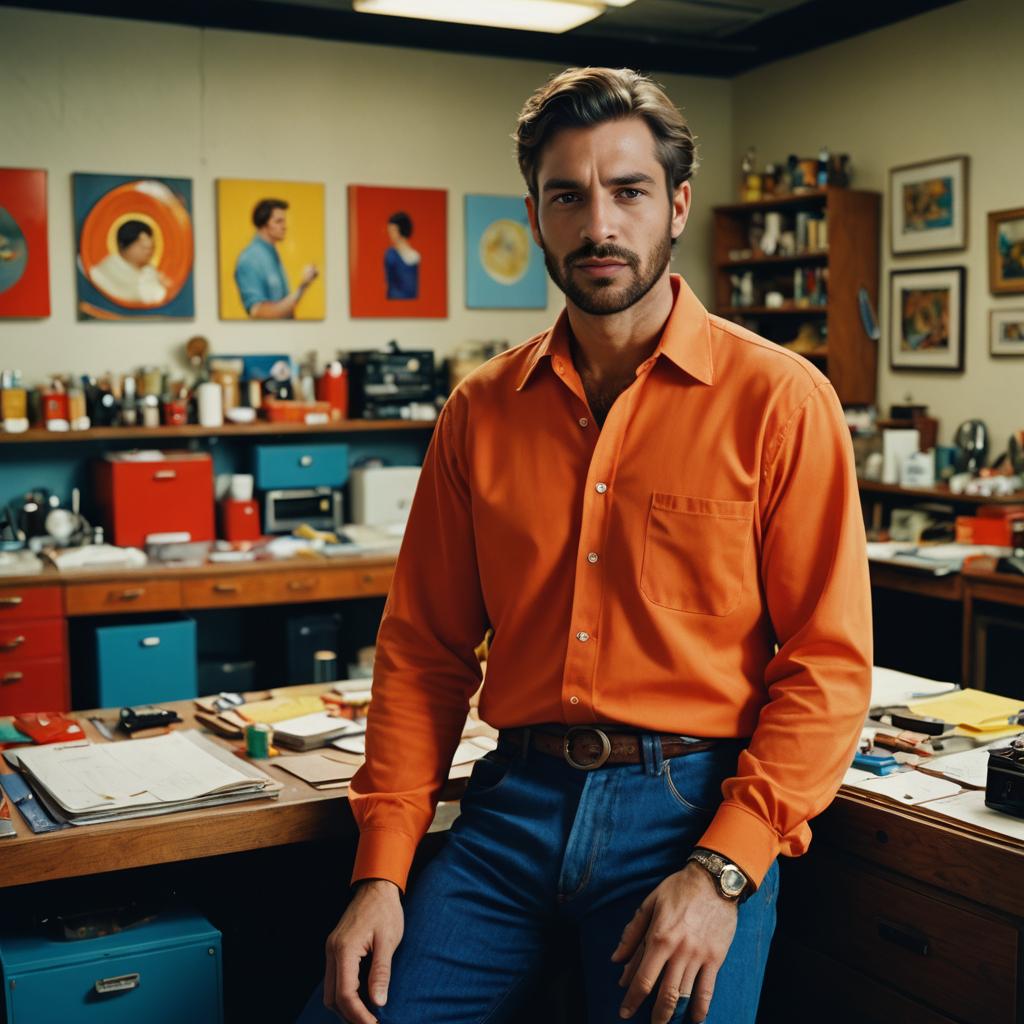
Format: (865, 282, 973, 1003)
(889, 155, 968, 255)
(990, 308, 1024, 356)
(988, 207, 1024, 295)
(889, 266, 965, 372)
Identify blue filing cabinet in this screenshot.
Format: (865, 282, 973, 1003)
(253, 442, 349, 491)
(0, 909, 222, 1024)
(94, 617, 197, 707)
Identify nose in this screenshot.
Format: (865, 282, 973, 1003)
(579, 192, 616, 246)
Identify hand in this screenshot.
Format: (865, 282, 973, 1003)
(324, 878, 404, 1023)
(300, 264, 320, 288)
(610, 864, 738, 1024)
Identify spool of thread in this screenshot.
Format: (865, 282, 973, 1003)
(313, 650, 338, 684)
(245, 722, 273, 759)
(197, 381, 224, 427)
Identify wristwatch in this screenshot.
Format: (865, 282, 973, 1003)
(686, 848, 752, 903)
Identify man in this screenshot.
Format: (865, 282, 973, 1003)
(308, 67, 871, 1024)
(384, 211, 420, 300)
(89, 219, 168, 306)
(235, 198, 318, 318)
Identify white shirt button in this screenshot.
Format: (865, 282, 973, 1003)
(570, 696, 580, 705)
(576, 631, 590, 642)
(587, 552, 599, 564)
(595, 482, 608, 494)
(579, 417, 589, 428)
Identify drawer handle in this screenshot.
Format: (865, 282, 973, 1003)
(140, 637, 161, 648)
(2, 672, 23, 684)
(0, 635, 25, 650)
(288, 580, 315, 592)
(299, 455, 313, 467)
(153, 470, 178, 480)
(118, 588, 145, 601)
(0, 596, 24, 607)
(877, 919, 929, 957)
(95, 972, 140, 994)
(214, 583, 240, 594)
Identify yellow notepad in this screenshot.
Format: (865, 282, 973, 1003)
(907, 688, 1024, 735)
(238, 695, 327, 724)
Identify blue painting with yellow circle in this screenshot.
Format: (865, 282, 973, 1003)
(0, 207, 29, 296)
(72, 173, 194, 320)
(465, 195, 546, 309)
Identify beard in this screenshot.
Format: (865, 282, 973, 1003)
(539, 225, 673, 316)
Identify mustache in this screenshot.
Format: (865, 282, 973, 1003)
(564, 244, 641, 272)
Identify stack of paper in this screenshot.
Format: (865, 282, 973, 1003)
(271, 751, 363, 790)
(271, 713, 365, 751)
(907, 688, 1024, 740)
(870, 666, 959, 708)
(13, 730, 281, 826)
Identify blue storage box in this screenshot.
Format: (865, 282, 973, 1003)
(0, 908, 222, 1024)
(94, 616, 197, 707)
(253, 443, 349, 491)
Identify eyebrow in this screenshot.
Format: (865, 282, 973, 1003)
(542, 173, 658, 192)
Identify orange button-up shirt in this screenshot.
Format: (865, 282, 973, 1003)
(349, 274, 872, 892)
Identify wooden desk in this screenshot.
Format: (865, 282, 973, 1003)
(0, 690, 469, 890)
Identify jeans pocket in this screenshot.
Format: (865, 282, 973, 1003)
(461, 750, 515, 803)
(663, 748, 736, 815)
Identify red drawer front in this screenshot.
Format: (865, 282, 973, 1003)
(0, 619, 65, 660)
(0, 656, 68, 714)
(95, 456, 215, 548)
(0, 586, 62, 621)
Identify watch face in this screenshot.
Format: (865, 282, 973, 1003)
(720, 865, 747, 897)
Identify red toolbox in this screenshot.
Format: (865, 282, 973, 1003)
(94, 452, 215, 548)
(218, 499, 261, 542)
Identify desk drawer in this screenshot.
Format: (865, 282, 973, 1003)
(266, 569, 360, 604)
(784, 855, 1017, 1023)
(0, 619, 65, 660)
(0, 656, 68, 714)
(354, 566, 394, 596)
(0, 586, 62, 621)
(181, 574, 277, 609)
(253, 442, 349, 490)
(65, 580, 182, 616)
(95, 618, 197, 707)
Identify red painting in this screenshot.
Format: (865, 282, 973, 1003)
(348, 185, 447, 318)
(0, 168, 50, 318)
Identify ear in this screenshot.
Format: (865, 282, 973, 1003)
(671, 181, 691, 241)
(525, 192, 543, 249)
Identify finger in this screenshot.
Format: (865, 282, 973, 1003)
(336, 951, 377, 1024)
(689, 962, 720, 1024)
(323, 940, 338, 1012)
(611, 901, 653, 963)
(619, 938, 670, 1020)
(618, 937, 645, 990)
(367, 941, 395, 1007)
(652, 960, 698, 1024)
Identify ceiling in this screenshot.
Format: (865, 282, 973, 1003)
(3, 0, 962, 77)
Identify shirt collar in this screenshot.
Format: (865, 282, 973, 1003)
(515, 274, 714, 391)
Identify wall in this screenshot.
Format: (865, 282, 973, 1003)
(0, 8, 733, 386)
(732, 0, 1024, 447)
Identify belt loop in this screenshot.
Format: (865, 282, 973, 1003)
(641, 733, 662, 777)
(653, 734, 664, 775)
(520, 726, 531, 761)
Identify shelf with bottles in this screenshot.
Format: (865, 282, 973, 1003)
(722, 262, 829, 315)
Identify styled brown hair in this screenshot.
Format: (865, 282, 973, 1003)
(514, 67, 699, 201)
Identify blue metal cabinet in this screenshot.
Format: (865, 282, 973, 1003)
(253, 443, 349, 491)
(94, 617, 197, 707)
(1, 909, 222, 1024)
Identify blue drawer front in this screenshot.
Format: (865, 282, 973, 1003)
(253, 443, 349, 490)
(2, 910, 222, 1024)
(95, 619, 197, 707)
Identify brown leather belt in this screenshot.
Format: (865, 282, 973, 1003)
(497, 725, 733, 771)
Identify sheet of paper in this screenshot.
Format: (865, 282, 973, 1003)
(870, 666, 958, 708)
(842, 767, 876, 785)
(917, 736, 1022, 788)
(842, 769, 962, 805)
(922, 789, 1024, 843)
(271, 753, 361, 785)
(330, 733, 367, 755)
(271, 712, 363, 740)
(907, 688, 1024, 731)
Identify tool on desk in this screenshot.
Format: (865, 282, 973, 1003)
(985, 736, 1024, 820)
(871, 729, 933, 755)
(245, 722, 274, 759)
(88, 716, 116, 741)
(118, 705, 183, 735)
(852, 752, 900, 776)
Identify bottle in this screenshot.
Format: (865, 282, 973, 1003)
(741, 147, 761, 203)
(121, 374, 138, 427)
(763, 163, 777, 196)
(0, 370, 28, 433)
(43, 378, 69, 431)
(67, 385, 90, 431)
(817, 146, 830, 189)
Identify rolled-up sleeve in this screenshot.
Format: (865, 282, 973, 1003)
(348, 391, 489, 893)
(697, 381, 873, 886)
(235, 250, 267, 314)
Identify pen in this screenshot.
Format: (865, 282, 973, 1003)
(975, 710, 1024, 726)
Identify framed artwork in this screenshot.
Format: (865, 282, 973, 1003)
(0, 168, 50, 318)
(990, 309, 1024, 357)
(73, 173, 193, 320)
(889, 266, 965, 372)
(348, 185, 447, 318)
(889, 155, 968, 256)
(988, 207, 1024, 295)
(464, 194, 546, 309)
(216, 179, 325, 320)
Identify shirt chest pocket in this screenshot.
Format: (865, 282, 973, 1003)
(640, 493, 755, 616)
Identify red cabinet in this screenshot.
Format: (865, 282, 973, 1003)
(94, 452, 215, 548)
(0, 585, 68, 714)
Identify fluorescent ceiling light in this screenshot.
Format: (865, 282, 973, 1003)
(353, 0, 611, 34)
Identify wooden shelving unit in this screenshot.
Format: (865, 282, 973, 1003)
(0, 418, 436, 445)
(713, 187, 880, 406)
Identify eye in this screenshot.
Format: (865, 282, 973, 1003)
(618, 188, 645, 200)
(551, 193, 579, 205)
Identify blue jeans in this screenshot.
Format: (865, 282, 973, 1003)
(300, 732, 779, 1024)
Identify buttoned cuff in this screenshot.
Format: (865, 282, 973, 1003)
(350, 827, 419, 895)
(697, 801, 782, 889)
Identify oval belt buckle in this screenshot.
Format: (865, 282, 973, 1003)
(564, 726, 612, 770)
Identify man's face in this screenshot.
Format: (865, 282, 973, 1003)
(266, 208, 288, 242)
(121, 231, 155, 269)
(526, 118, 689, 316)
